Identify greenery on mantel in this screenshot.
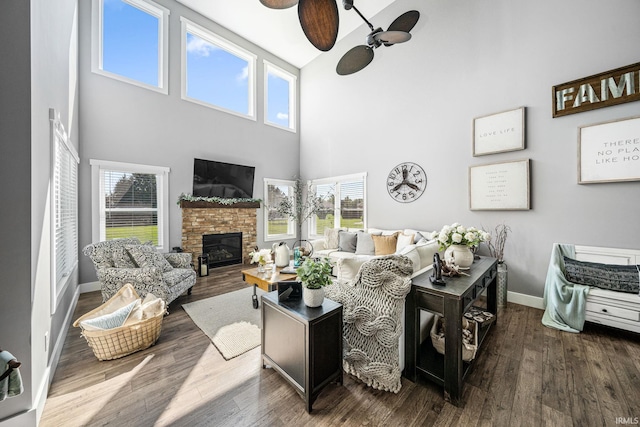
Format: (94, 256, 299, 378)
(177, 193, 262, 206)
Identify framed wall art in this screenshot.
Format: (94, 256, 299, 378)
(473, 107, 525, 156)
(469, 159, 530, 210)
(578, 115, 640, 184)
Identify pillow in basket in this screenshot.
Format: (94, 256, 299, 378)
(125, 245, 173, 273)
(80, 300, 139, 331)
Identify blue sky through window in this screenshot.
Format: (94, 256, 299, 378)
(267, 73, 290, 128)
(103, 0, 159, 87)
(185, 32, 249, 115)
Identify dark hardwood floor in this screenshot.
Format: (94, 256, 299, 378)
(41, 264, 640, 426)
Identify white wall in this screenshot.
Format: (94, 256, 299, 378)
(77, 0, 301, 284)
(300, 0, 640, 298)
(0, 0, 80, 424)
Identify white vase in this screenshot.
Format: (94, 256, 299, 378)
(444, 244, 474, 269)
(303, 286, 325, 308)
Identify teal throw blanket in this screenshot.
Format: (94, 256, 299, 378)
(541, 243, 590, 333)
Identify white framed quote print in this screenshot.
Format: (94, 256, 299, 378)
(578, 116, 640, 184)
(469, 159, 530, 210)
(473, 107, 525, 156)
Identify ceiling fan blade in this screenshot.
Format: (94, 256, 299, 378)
(375, 30, 411, 45)
(298, 0, 339, 51)
(260, 0, 298, 9)
(387, 10, 420, 33)
(336, 45, 374, 75)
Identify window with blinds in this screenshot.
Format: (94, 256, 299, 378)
(264, 178, 295, 240)
(309, 173, 367, 237)
(91, 160, 170, 250)
(51, 109, 79, 312)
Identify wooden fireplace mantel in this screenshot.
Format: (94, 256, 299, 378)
(179, 200, 261, 209)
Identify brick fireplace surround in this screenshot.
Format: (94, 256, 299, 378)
(180, 200, 260, 267)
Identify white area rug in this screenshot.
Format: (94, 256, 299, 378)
(182, 286, 266, 360)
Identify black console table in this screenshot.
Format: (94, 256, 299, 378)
(261, 291, 343, 412)
(404, 256, 498, 406)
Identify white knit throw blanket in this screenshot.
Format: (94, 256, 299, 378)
(325, 254, 413, 393)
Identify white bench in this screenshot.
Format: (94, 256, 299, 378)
(574, 245, 640, 334)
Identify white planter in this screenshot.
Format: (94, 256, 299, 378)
(444, 244, 474, 269)
(303, 286, 325, 308)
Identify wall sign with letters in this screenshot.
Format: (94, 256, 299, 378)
(552, 62, 640, 118)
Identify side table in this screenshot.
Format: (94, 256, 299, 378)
(261, 291, 343, 412)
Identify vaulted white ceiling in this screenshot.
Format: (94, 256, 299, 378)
(175, 0, 397, 69)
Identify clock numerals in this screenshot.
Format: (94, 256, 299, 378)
(387, 162, 427, 203)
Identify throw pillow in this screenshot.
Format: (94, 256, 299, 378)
(324, 227, 341, 250)
(112, 245, 137, 268)
(355, 231, 376, 255)
(338, 231, 358, 253)
(563, 256, 640, 294)
(80, 300, 138, 331)
(372, 233, 399, 256)
(125, 245, 174, 273)
(396, 233, 415, 253)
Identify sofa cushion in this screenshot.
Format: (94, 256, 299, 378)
(112, 245, 137, 268)
(399, 244, 421, 275)
(83, 238, 141, 270)
(162, 268, 194, 288)
(372, 233, 399, 256)
(396, 233, 415, 253)
(563, 256, 640, 294)
(324, 227, 342, 250)
(126, 245, 173, 273)
(355, 231, 376, 255)
(336, 255, 371, 282)
(416, 240, 440, 269)
(338, 231, 358, 253)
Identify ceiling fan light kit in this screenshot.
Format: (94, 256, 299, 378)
(259, 0, 298, 9)
(337, 5, 420, 76)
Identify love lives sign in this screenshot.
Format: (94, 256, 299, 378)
(552, 62, 640, 118)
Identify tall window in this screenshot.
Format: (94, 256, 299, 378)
(91, 160, 170, 251)
(264, 179, 296, 241)
(264, 61, 296, 131)
(181, 17, 256, 119)
(91, 0, 170, 93)
(309, 173, 367, 237)
(51, 109, 79, 313)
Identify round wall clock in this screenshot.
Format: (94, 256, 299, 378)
(387, 162, 427, 203)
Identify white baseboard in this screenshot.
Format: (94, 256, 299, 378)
(79, 281, 100, 293)
(508, 291, 544, 310)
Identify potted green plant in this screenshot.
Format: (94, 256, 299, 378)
(296, 257, 333, 307)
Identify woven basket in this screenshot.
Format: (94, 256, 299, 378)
(73, 284, 165, 361)
(430, 315, 478, 362)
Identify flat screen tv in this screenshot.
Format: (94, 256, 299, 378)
(193, 158, 255, 198)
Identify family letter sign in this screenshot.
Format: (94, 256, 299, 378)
(552, 62, 640, 118)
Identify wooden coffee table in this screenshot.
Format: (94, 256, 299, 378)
(242, 266, 297, 309)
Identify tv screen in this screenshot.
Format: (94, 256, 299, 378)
(193, 158, 255, 198)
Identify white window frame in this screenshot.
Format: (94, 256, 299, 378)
(50, 109, 79, 314)
(263, 178, 296, 242)
(308, 172, 368, 239)
(91, 0, 170, 94)
(90, 159, 170, 252)
(263, 60, 297, 132)
(181, 17, 257, 121)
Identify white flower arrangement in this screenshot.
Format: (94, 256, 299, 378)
(249, 248, 272, 265)
(431, 223, 491, 251)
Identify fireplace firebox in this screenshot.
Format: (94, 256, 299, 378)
(202, 232, 242, 268)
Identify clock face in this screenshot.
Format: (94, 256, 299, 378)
(387, 162, 427, 203)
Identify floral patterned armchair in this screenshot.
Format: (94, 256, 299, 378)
(83, 238, 196, 305)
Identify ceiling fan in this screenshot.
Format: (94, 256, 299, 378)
(336, 0, 420, 75)
(259, 0, 339, 52)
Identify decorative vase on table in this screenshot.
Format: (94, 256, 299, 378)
(444, 244, 474, 269)
(303, 287, 325, 308)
